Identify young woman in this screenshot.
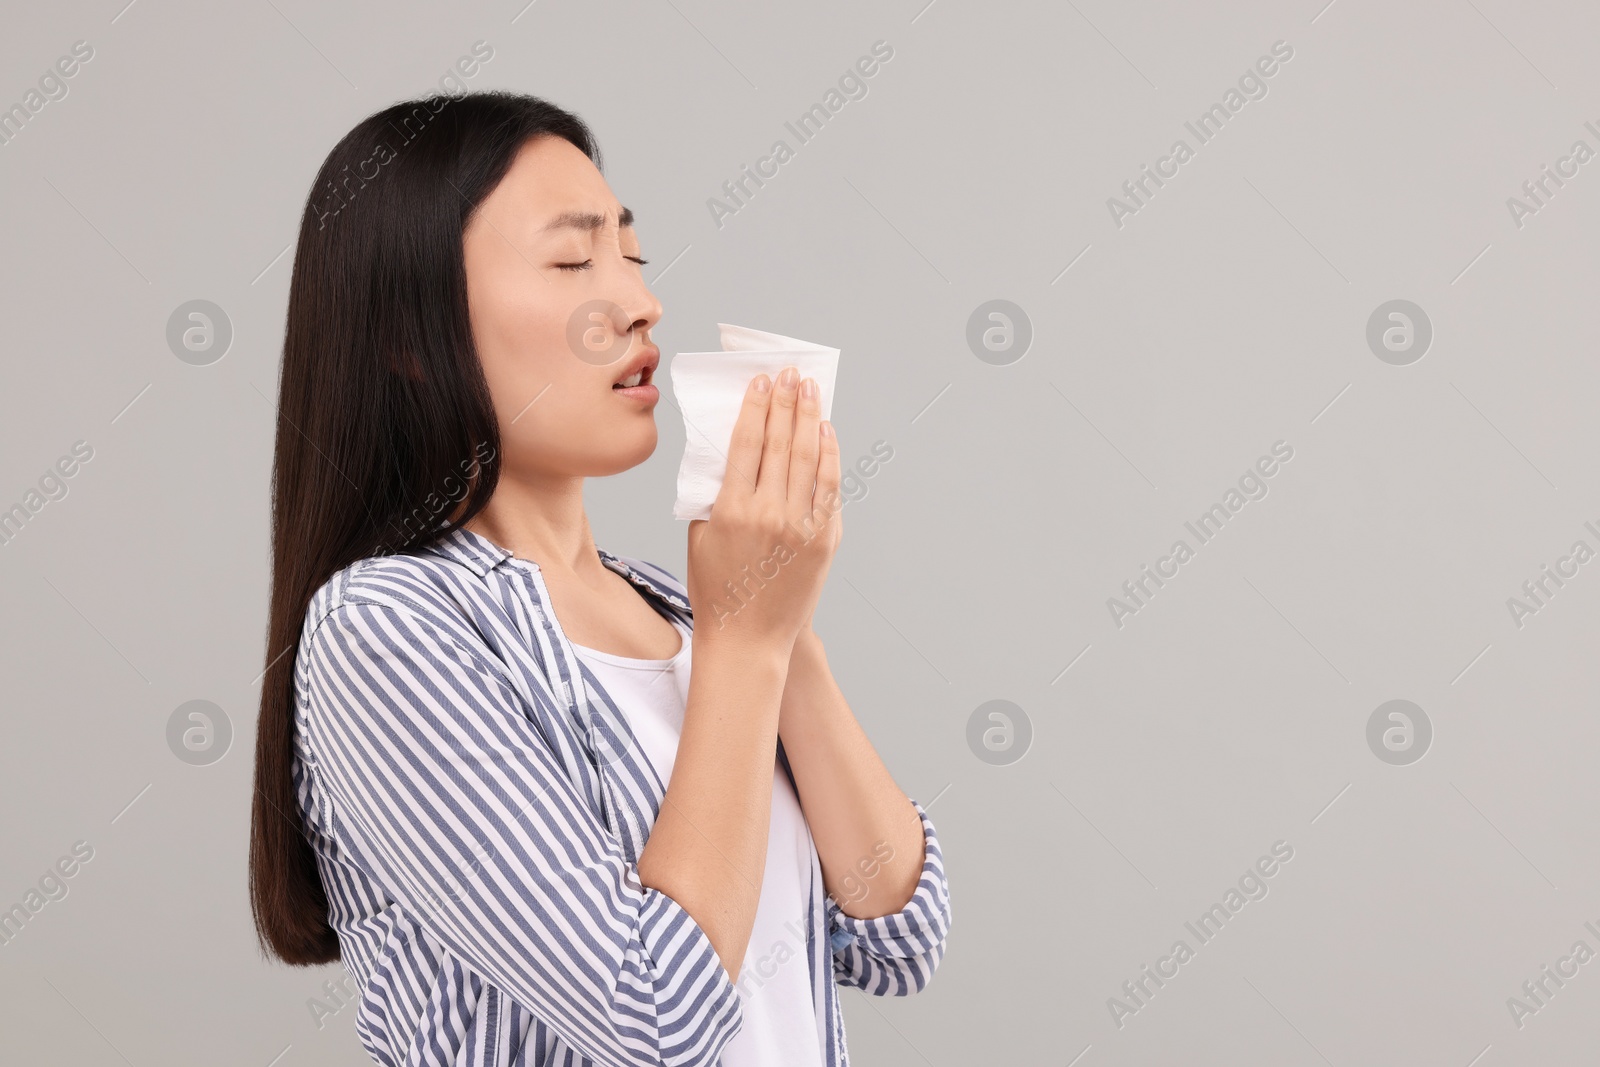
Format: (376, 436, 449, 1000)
(248, 90, 951, 1067)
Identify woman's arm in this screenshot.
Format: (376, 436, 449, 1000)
(776, 628, 933, 917)
(775, 627, 953, 995)
(635, 632, 789, 984)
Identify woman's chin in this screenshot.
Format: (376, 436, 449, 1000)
(594, 427, 658, 474)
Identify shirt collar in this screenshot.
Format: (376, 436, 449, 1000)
(417, 524, 690, 616)
(416, 524, 508, 577)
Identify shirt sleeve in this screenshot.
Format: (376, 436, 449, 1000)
(299, 599, 744, 1067)
(824, 796, 952, 996)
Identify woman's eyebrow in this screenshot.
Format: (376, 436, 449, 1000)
(541, 206, 635, 233)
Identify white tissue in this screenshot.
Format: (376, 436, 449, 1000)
(668, 323, 840, 521)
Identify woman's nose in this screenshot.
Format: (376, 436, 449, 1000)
(620, 275, 662, 333)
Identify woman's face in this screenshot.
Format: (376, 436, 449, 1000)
(462, 134, 663, 480)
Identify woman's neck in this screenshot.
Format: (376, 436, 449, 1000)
(460, 470, 602, 580)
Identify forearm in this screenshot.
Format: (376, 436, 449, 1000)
(636, 636, 789, 983)
(776, 630, 925, 920)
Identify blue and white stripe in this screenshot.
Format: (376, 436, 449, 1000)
(291, 525, 951, 1066)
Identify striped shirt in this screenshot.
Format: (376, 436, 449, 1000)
(290, 525, 952, 1066)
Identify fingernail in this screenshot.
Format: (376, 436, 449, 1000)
(754, 375, 771, 393)
(778, 366, 798, 389)
(820, 420, 834, 439)
(800, 377, 817, 400)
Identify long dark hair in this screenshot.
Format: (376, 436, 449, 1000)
(249, 90, 601, 965)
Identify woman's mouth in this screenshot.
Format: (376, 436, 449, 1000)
(611, 347, 660, 402)
(612, 366, 658, 402)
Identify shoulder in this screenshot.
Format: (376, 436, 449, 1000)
(298, 550, 502, 662)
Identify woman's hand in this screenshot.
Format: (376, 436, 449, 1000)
(686, 366, 843, 656)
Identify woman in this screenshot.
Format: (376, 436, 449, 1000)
(248, 89, 951, 1067)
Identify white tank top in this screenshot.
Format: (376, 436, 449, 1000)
(570, 614, 825, 1067)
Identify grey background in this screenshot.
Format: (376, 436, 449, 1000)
(1, 0, 1596, 1064)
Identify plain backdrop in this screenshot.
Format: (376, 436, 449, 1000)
(2, 0, 1598, 1064)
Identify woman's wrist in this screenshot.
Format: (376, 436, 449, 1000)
(790, 624, 825, 661)
(783, 628, 828, 694)
(778, 628, 835, 734)
(692, 624, 796, 673)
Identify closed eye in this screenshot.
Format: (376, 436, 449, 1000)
(553, 256, 649, 272)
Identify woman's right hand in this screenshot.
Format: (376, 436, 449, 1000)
(686, 365, 843, 655)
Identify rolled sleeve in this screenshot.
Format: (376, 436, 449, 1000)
(825, 797, 952, 996)
(301, 600, 743, 1067)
